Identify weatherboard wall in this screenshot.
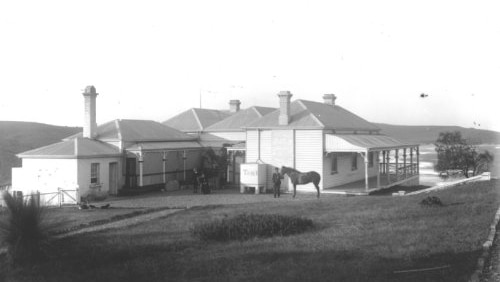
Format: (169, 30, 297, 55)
(295, 130, 323, 191)
(322, 152, 379, 188)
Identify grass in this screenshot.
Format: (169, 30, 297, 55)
(192, 213, 314, 241)
(1, 180, 499, 282)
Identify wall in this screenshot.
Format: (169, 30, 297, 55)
(77, 157, 122, 198)
(295, 130, 323, 191)
(246, 130, 259, 162)
(12, 158, 78, 195)
(322, 151, 379, 188)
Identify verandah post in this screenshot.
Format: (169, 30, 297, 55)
(364, 151, 369, 192)
(377, 151, 381, 188)
(403, 148, 407, 179)
(386, 150, 391, 184)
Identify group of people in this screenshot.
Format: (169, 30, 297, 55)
(192, 168, 210, 194)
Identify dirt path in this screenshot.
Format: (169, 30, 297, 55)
(54, 208, 184, 239)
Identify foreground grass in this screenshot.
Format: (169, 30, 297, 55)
(1, 180, 499, 282)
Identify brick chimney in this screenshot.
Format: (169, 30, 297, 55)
(278, 91, 293, 126)
(229, 100, 241, 113)
(83, 85, 98, 139)
(323, 94, 337, 106)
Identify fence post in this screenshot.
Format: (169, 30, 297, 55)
(58, 188, 62, 208)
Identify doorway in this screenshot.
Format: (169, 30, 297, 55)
(109, 162, 118, 195)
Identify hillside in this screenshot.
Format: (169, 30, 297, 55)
(375, 123, 500, 145)
(0, 121, 81, 186)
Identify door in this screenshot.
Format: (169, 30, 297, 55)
(125, 158, 137, 188)
(109, 162, 118, 195)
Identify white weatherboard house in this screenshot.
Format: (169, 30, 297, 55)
(242, 92, 420, 194)
(12, 86, 204, 201)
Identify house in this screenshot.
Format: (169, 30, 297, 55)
(202, 105, 275, 186)
(12, 86, 205, 201)
(243, 91, 420, 194)
(162, 102, 235, 135)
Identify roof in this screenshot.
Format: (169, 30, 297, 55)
(197, 133, 242, 148)
(325, 134, 418, 152)
(163, 108, 232, 132)
(17, 138, 122, 159)
(126, 141, 203, 152)
(65, 119, 195, 142)
(205, 106, 276, 132)
(245, 100, 380, 131)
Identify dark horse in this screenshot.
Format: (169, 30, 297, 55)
(280, 166, 321, 198)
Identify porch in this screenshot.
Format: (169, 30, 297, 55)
(325, 134, 420, 193)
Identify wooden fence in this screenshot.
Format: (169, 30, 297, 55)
(20, 188, 79, 207)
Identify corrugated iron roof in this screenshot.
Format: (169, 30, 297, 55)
(18, 138, 122, 159)
(245, 100, 380, 131)
(65, 119, 195, 142)
(126, 141, 203, 152)
(325, 134, 418, 152)
(163, 108, 232, 132)
(205, 106, 275, 131)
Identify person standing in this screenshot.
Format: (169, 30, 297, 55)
(272, 167, 282, 198)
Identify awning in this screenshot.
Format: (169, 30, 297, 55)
(126, 141, 202, 152)
(325, 134, 418, 152)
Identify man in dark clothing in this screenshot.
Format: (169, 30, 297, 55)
(272, 167, 282, 198)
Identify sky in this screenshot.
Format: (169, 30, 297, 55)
(0, 0, 499, 131)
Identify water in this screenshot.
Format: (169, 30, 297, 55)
(417, 144, 500, 187)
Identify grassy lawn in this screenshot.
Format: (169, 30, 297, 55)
(1, 180, 499, 282)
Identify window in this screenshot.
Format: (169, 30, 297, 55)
(351, 153, 358, 171)
(368, 152, 374, 168)
(91, 163, 100, 184)
(331, 153, 338, 174)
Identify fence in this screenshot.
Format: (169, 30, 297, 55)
(20, 188, 79, 207)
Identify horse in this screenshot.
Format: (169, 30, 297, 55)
(280, 166, 321, 198)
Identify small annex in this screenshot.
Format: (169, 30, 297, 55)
(12, 86, 204, 200)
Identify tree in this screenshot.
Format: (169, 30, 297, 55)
(435, 131, 494, 177)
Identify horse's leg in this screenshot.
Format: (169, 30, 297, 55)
(315, 182, 320, 198)
(293, 184, 296, 198)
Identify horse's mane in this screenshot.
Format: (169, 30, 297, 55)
(281, 166, 300, 173)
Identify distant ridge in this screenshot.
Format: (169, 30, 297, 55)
(0, 121, 81, 186)
(375, 123, 500, 145)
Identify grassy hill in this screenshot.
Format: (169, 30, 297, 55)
(0, 121, 81, 186)
(375, 123, 500, 144)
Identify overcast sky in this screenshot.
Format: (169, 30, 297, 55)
(0, 0, 499, 132)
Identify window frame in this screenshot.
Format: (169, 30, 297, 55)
(330, 153, 338, 174)
(91, 163, 100, 185)
(351, 153, 358, 171)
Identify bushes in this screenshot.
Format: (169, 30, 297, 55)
(0, 192, 52, 265)
(420, 196, 444, 207)
(192, 213, 314, 242)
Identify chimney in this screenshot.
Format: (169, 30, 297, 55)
(229, 99, 241, 113)
(323, 94, 337, 106)
(278, 91, 293, 125)
(83, 85, 98, 139)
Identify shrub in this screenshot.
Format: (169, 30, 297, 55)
(420, 196, 443, 207)
(0, 192, 53, 265)
(192, 213, 314, 242)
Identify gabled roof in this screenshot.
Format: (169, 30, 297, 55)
(163, 108, 232, 132)
(205, 106, 275, 132)
(245, 100, 380, 131)
(17, 138, 122, 159)
(64, 119, 195, 142)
